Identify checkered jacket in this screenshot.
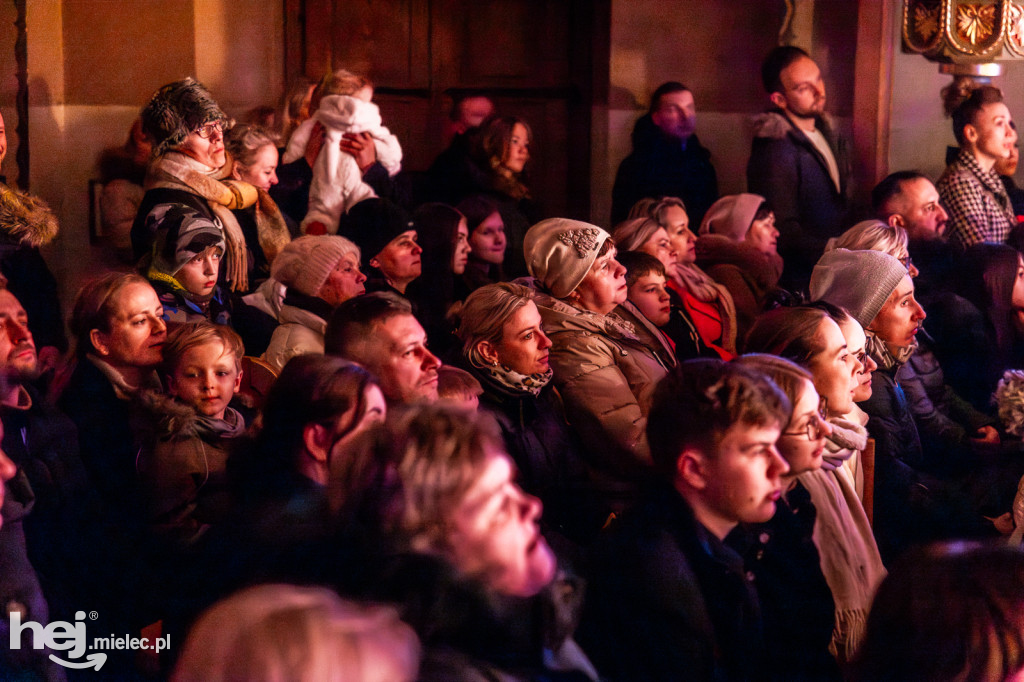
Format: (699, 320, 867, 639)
(937, 149, 1014, 249)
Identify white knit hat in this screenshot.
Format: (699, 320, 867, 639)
(809, 248, 907, 327)
(271, 235, 360, 297)
(524, 218, 611, 298)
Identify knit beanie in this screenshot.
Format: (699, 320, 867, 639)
(271, 235, 360, 297)
(611, 217, 662, 252)
(149, 207, 226, 278)
(809, 248, 907, 327)
(141, 78, 228, 157)
(337, 198, 415, 262)
(699, 193, 765, 241)
(524, 218, 611, 298)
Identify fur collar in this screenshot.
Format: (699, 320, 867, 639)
(0, 183, 59, 247)
(751, 109, 837, 142)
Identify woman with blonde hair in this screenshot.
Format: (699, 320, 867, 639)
(454, 282, 592, 541)
(173, 584, 420, 682)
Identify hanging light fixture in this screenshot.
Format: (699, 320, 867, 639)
(902, 0, 1024, 77)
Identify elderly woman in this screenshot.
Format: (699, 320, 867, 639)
(132, 78, 288, 294)
(338, 405, 596, 682)
(523, 218, 669, 507)
(698, 193, 785, 339)
(262, 234, 366, 372)
(454, 282, 593, 541)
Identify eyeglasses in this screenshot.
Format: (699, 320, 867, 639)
(195, 121, 224, 139)
(782, 398, 829, 440)
(898, 254, 914, 271)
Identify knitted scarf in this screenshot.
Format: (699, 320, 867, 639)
(864, 330, 918, 373)
(821, 416, 869, 471)
(148, 269, 216, 309)
(146, 152, 289, 292)
(668, 261, 738, 353)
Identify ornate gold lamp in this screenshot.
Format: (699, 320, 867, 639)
(902, 0, 1024, 77)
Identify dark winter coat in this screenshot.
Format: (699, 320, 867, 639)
(579, 483, 765, 681)
(611, 115, 719, 225)
(747, 111, 849, 290)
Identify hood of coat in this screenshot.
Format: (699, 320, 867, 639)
(0, 184, 59, 247)
(695, 233, 783, 288)
(751, 109, 837, 143)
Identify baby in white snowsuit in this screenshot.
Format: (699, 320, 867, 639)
(282, 78, 402, 235)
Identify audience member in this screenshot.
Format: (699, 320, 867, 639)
(338, 198, 420, 295)
(749, 45, 850, 290)
(580, 359, 789, 680)
(851, 542, 1024, 682)
(136, 323, 246, 549)
(98, 116, 152, 263)
(281, 70, 402, 234)
(262, 235, 365, 372)
(698, 193, 785, 339)
(454, 282, 593, 542)
(611, 82, 718, 225)
(404, 202, 471, 355)
(278, 76, 315, 149)
(456, 194, 506, 291)
(426, 93, 497, 203)
(937, 84, 1016, 249)
(340, 404, 597, 681)
(615, 250, 688, 366)
(174, 584, 420, 682)
(731, 353, 841, 681)
(523, 219, 668, 504)
(435, 365, 482, 410)
(325, 292, 440, 405)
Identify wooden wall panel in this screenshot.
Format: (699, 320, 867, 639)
(327, 0, 429, 88)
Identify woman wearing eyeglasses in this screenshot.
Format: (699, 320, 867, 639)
(744, 306, 887, 670)
(132, 78, 289, 296)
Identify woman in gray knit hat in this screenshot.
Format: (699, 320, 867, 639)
(523, 218, 669, 514)
(132, 78, 289, 295)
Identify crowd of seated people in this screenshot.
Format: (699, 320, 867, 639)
(8, 40, 1024, 680)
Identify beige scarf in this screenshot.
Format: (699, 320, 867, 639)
(669, 261, 739, 354)
(146, 152, 290, 292)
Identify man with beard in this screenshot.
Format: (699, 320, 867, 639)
(748, 46, 850, 291)
(611, 82, 718, 225)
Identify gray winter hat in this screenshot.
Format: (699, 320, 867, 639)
(141, 78, 229, 156)
(524, 218, 611, 298)
(809, 248, 908, 327)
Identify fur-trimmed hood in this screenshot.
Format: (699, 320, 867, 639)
(750, 109, 838, 143)
(0, 184, 59, 247)
(136, 388, 245, 441)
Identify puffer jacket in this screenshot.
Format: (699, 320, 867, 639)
(696, 233, 784, 341)
(747, 110, 849, 290)
(262, 297, 329, 372)
(534, 293, 669, 480)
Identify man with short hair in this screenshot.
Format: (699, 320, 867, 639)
(580, 359, 790, 680)
(324, 291, 441, 405)
(611, 82, 718, 224)
(873, 171, 954, 304)
(748, 46, 850, 290)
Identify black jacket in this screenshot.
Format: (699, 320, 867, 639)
(747, 111, 849, 291)
(579, 483, 765, 681)
(611, 115, 718, 225)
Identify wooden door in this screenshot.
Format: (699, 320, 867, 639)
(287, 0, 604, 220)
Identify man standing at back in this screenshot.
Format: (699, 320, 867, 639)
(611, 82, 718, 225)
(748, 46, 849, 291)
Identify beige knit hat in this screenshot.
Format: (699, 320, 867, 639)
(699, 193, 765, 242)
(809, 248, 908, 327)
(271, 235, 360, 297)
(524, 218, 611, 298)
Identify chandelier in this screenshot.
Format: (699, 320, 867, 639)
(903, 0, 1024, 76)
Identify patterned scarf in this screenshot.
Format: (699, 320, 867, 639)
(146, 152, 290, 292)
(467, 347, 553, 397)
(864, 329, 918, 373)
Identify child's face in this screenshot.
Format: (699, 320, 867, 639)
(355, 85, 374, 102)
(167, 340, 241, 421)
(628, 273, 672, 327)
(176, 246, 222, 297)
